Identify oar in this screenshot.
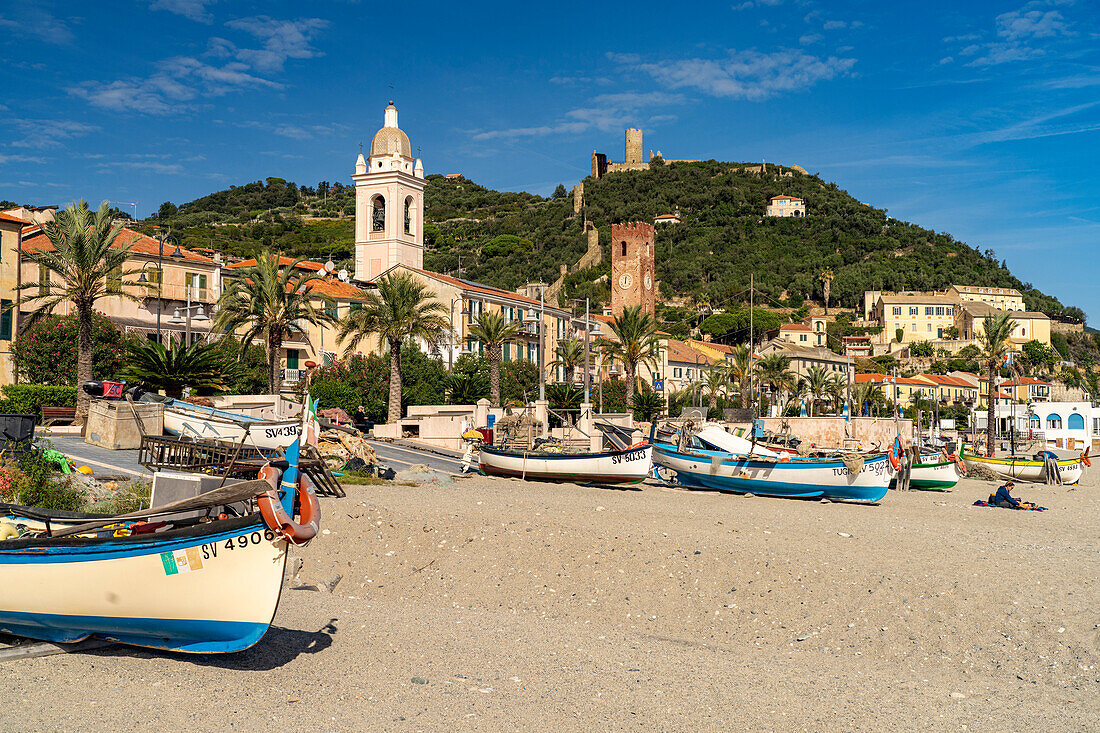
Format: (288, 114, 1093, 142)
(48, 478, 275, 539)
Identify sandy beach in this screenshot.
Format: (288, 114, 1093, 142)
(3, 469, 1097, 732)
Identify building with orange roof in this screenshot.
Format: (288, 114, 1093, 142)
(18, 225, 223, 353)
(765, 195, 806, 218)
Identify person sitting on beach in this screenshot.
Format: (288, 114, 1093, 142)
(992, 481, 1022, 508)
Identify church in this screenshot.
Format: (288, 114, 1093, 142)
(351, 102, 572, 378)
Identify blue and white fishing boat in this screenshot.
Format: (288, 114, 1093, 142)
(652, 427, 891, 502)
(0, 440, 318, 653)
(161, 398, 302, 449)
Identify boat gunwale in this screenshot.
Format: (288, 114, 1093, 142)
(479, 444, 651, 461)
(0, 514, 263, 553)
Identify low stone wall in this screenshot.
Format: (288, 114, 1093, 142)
(757, 416, 913, 450)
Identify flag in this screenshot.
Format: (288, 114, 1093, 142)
(301, 395, 320, 448)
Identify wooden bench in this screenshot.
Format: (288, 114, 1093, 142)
(41, 406, 77, 425)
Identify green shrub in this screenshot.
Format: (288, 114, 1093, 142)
(0, 385, 78, 419)
(18, 478, 85, 511)
(309, 379, 361, 415)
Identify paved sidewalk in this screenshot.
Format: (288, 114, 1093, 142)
(34, 433, 151, 477)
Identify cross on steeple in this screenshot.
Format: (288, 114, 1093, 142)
(388, 82, 394, 104)
(417, 145, 421, 159)
(358, 141, 363, 153)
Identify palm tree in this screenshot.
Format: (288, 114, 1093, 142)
(467, 310, 523, 407)
(723, 344, 753, 409)
(702, 367, 726, 410)
(336, 270, 448, 423)
(804, 365, 830, 416)
(826, 373, 847, 414)
(549, 337, 585, 385)
(18, 200, 143, 422)
(214, 249, 334, 396)
(603, 306, 661, 401)
(852, 382, 885, 416)
(977, 311, 1018, 455)
(119, 339, 237, 399)
(631, 388, 666, 422)
(756, 353, 795, 412)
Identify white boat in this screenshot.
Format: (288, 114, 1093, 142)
(690, 425, 781, 457)
(162, 399, 302, 450)
(892, 457, 960, 490)
(479, 444, 653, 484)
(961, 450, 1085, 485)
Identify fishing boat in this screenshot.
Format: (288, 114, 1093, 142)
(161, 398, 302, 450)
(652, 441, 892, 502)
(478, 443, 653, 484)
(961, 449, 1086, 485)
(891, 455, 961, 490)
(0, 444, 319, 653)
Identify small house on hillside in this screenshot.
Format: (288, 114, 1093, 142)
(765, 195, 806, 218)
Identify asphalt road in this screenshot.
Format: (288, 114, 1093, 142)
(365, 439, 465, 475)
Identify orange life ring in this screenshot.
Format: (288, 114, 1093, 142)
(1080, 452, 1091, 467)
(257, 464, 320, 546)
(952, 453, 967, 475)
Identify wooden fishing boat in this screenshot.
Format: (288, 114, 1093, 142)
(478, 444, 653, 484)
(652, 442, 892, 502)
(961, 450, 1085, 485)
(0, 446, 319, 653)
(891, 457, 960, 490)
(161, 398, 301, 450)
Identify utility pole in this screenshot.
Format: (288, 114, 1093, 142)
(749, 273, 754, 416)
(583, 298, 590, 403)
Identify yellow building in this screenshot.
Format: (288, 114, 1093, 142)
(0, 212, 28, 385)
(955, 301, 1051, 348)
(873, 293, 960, 344)
(948, 284, 1024, 311)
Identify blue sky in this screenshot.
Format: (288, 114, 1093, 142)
(1, 1, 1097, 316)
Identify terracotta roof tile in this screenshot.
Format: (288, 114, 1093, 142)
(21, 226, 214, 263)
(666, 339, 715, 366)
(227, 256, 325, 271)
(0, 212, 29, 225)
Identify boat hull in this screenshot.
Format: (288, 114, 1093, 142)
(163, 404, 301, 450)
(0, 516, 288, 653)
(961, 453, 1084, 485)
(479, 445, 652, 484)
(891, 460, 960, 490)
(653, 445, 891, 502)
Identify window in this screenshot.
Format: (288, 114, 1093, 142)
(1092, 418, 1100, 436)
(503, 342, 511, 361)
(1069, 413, 1085, 430)
(325, 302, 339, 320)
(911, 323, 916, 331)
(937, 328, 943, 338)
(620, 242, 627, 257)
(935, 307, 944, 315)
(404, 196, 413, 234)
(286, 349, 300, 370)
(1046, 414, 1062, 429)
(107, 265, 122, 291)
(799, 334, 807, 341)
(909, 306, 918, 315)
(946, 306, 953, 315)
(892, 306, 901, 316)
(188, 273, 209, 299)
(925, 307, 933, 315)
(673, 367, 682, 378)
(38, 265, 50, 295)
(927, 323, 932, 331)
(371, 194, 385, 232)
(322, 351, 336, 366)
(0, 299, 10, 341)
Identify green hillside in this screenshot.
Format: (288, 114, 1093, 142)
(146, 163, 1078, 322)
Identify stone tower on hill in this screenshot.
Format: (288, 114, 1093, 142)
(351, 101, 425, 283)
(611, 222, 656, 318)
(624, 128, 643, 165)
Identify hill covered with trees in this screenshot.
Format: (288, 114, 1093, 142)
(144, 162, 1080, 326)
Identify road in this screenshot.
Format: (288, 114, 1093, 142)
(365, 439, 465, 475)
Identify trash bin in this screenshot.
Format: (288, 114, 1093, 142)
(0, 414, 36, 454)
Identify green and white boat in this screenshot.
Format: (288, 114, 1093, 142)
(890, 453, 961, 491)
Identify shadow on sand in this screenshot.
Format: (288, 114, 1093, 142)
(88, 619, 339, 670)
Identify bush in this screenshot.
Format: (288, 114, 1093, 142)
(11, 312, 133, 386)
(17, 478, 85, 511)
(309, 379, 361, 415)
(0, 385, 77, 418)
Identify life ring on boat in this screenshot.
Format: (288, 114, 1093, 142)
(1080, 448, 1091, 467)
(257, 464, 320, 546)
(888, 436, 902, 471)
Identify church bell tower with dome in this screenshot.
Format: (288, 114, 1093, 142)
(352, 101, 425, 283)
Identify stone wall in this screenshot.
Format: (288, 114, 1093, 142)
(757, 416, 914, 450)
(1051, 320, 1084, 335)
(573, 182, 584, 214)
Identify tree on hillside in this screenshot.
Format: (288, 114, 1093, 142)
(819, 269, 834, 314)
(552, 184, 568, 199)
(157, 201, 177, 218)
(467, 311, 523, 408)
(18, 200, 143, 421)
(977, 311, 1018, 456)
(336, 271, 448, 423)
(602, 306, 661, 401)
(214, 249, 334, 395)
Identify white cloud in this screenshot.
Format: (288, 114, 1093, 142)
(97, 160, 184, 175)
(823, 20, 847, 30)
(224, 16, 328, 72)
(956, 2, 1075, 67)
(0, 6, 74, 44)
(614, 49, 856, 101)
(732, 0, 782, 9)
(149, 0, 216, 23)
(0, 153, 46, 165)
(8, 119, 99, 148)
(472, 91, 683, 141)
(799, 33, 823, 45)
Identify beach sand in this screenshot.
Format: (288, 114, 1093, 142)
(3, 470, 1098, 731)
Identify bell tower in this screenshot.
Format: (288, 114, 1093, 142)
(352, 101, 425, 283)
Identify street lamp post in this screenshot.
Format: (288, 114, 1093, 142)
(694, 355, 705, 409)
(167, 284, 211, 346)
(145, 227, 184, 343)
(448, 297, 468, 372)
(522, 288, 547, 402)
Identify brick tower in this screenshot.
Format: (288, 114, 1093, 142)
(611, 222, 655, 318)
